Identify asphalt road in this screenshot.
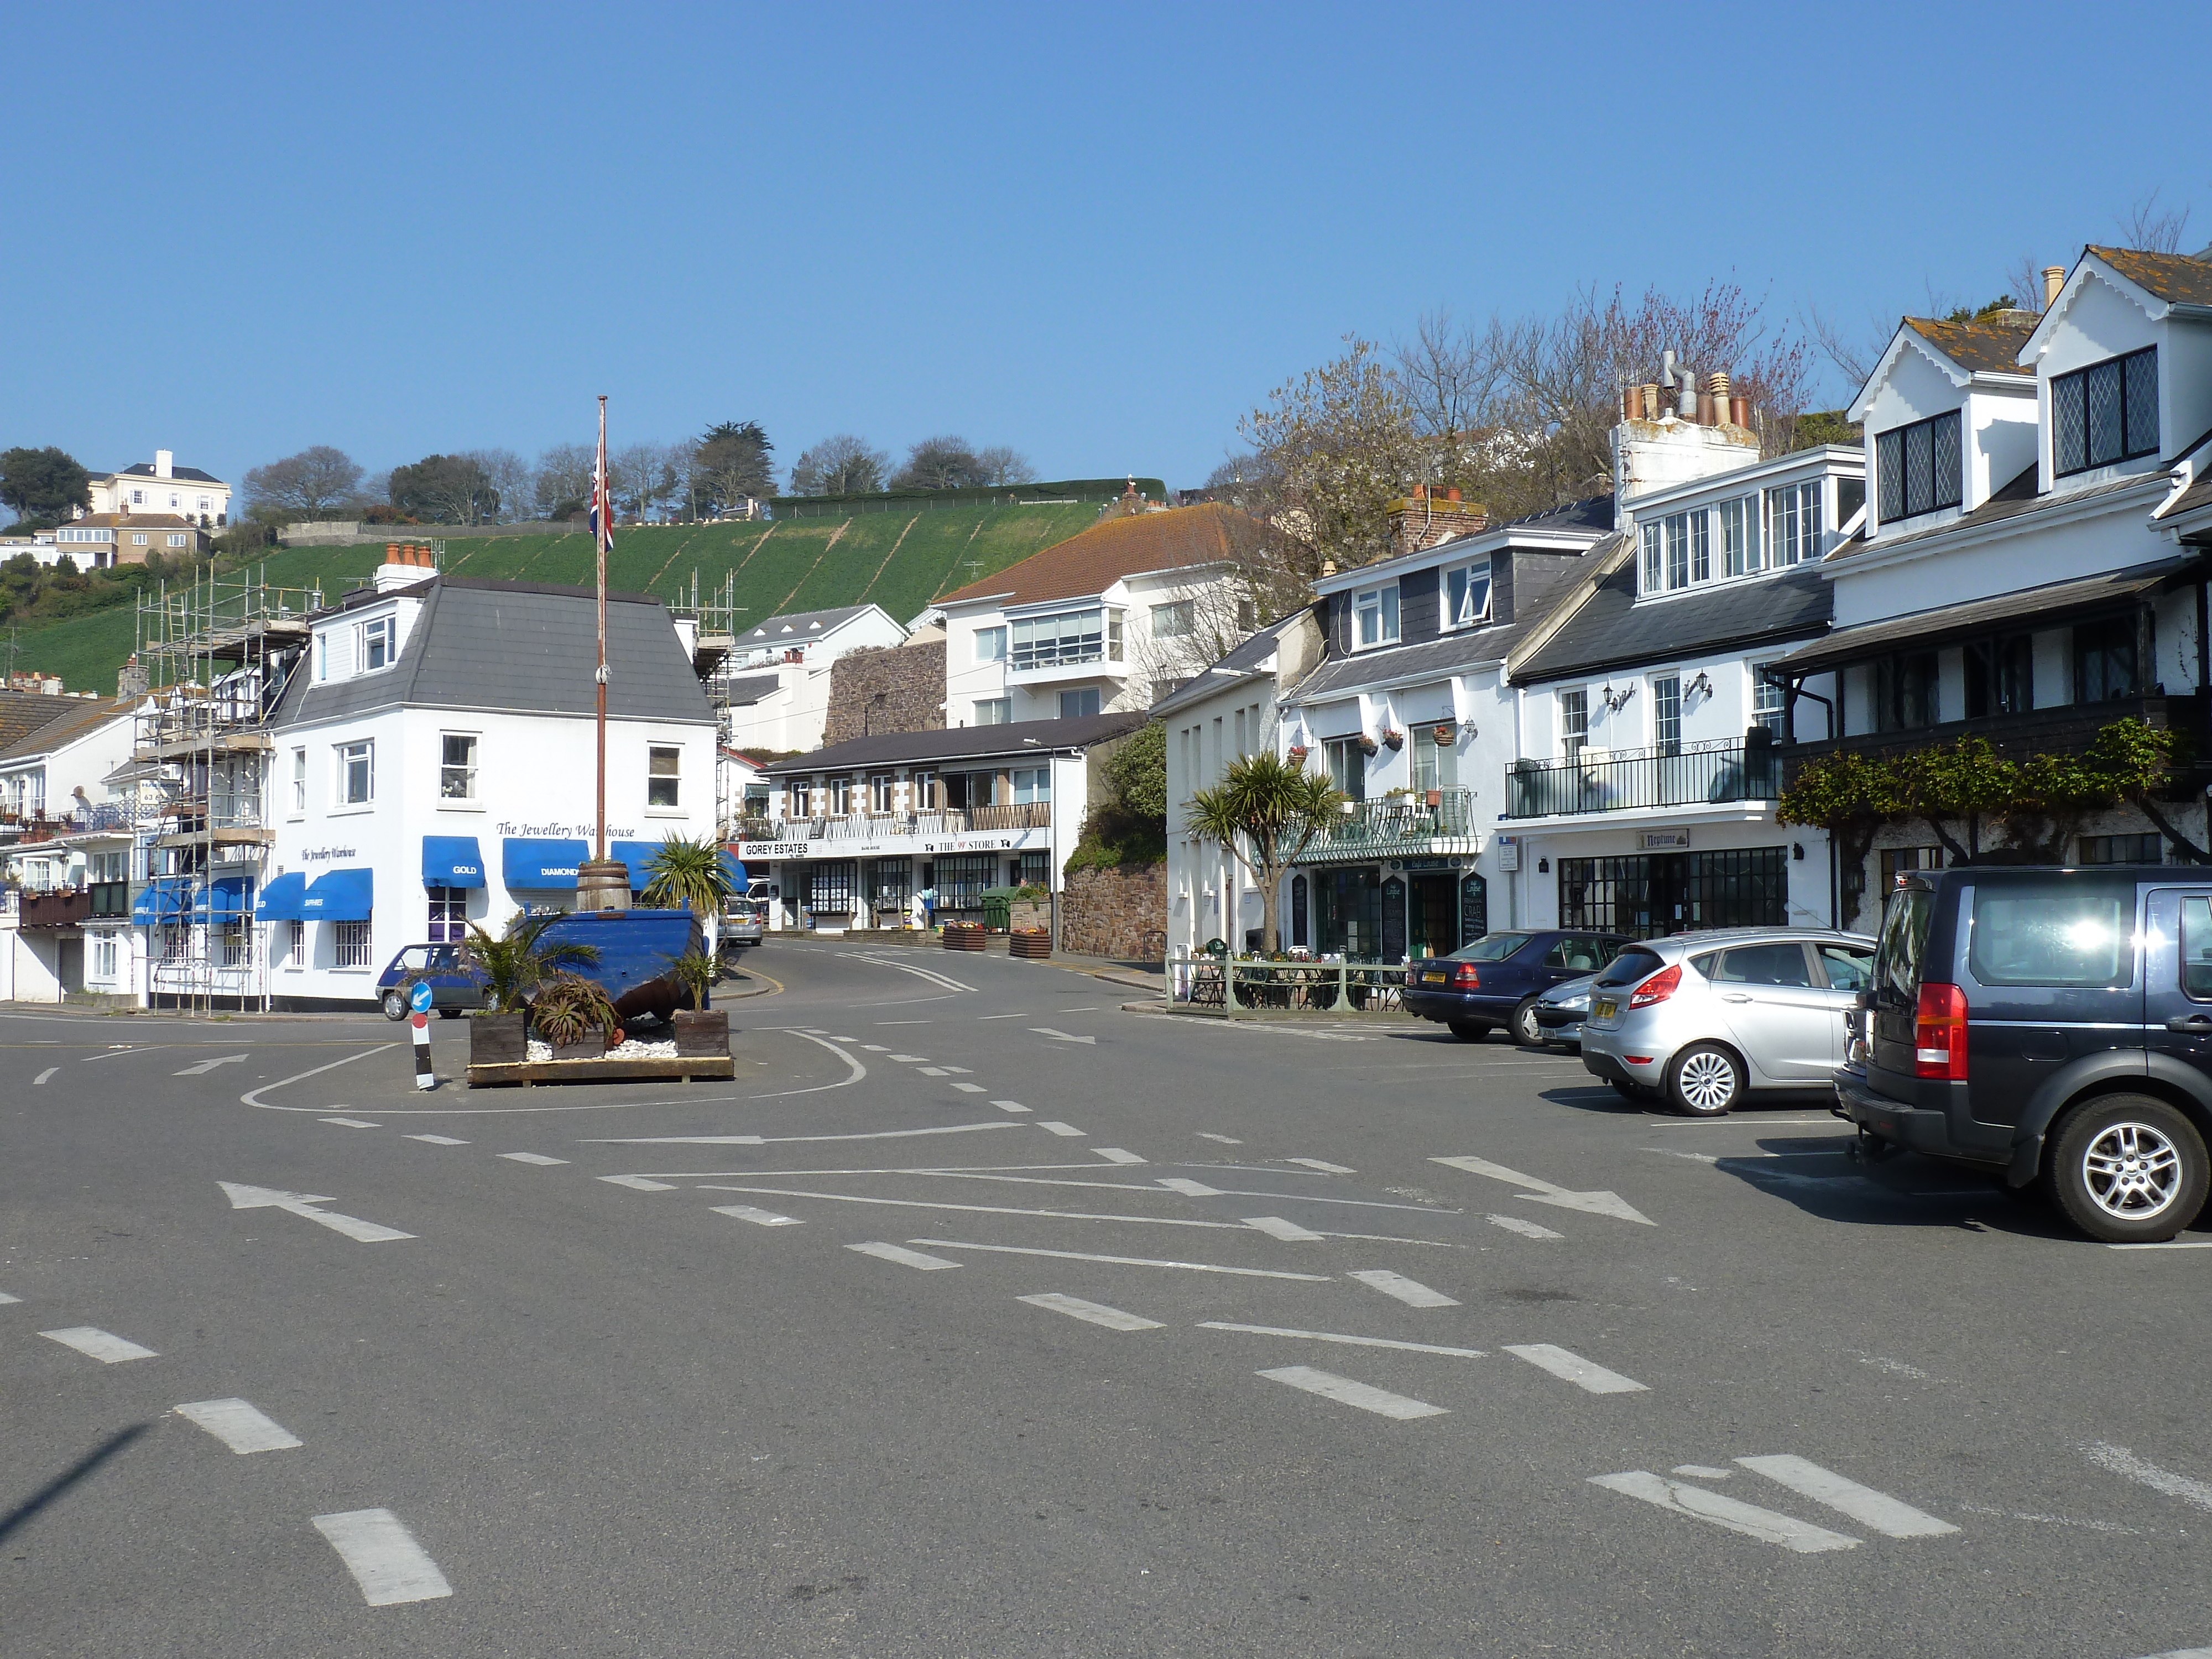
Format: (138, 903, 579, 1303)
(4, 941, 2210, 1658)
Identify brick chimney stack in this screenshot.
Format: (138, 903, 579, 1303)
(1386, 485, 1489, 560)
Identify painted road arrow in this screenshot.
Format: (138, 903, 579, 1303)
(218, 1182, 414, 1243)
(1429, 1155, 1655, 1225)
(1029, 1027, 1097, 1045)
(174, 1053, 249, 1076)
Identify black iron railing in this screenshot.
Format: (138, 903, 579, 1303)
(1504, 738, 1777, 819)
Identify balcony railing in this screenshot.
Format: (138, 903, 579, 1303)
(1300, 789, 1475, 858)
(735, 802, 1052, 843)
(0, 804, 133, 839)
(1503, 738, 1778, 820)
(19, 889, 91, 929)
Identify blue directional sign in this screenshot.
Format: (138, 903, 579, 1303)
(410, 980, 434, 1014)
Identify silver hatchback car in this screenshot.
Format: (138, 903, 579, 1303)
(1578, 928, 1876, 1115)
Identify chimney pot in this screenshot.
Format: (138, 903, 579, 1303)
(386, 542, 400, 561)
(1623, 388, 1640, 421)
(1640, 383, 1661, 420)
(2042, 265, 2065, 309)
(1729, 394, 1752, 427)
(1707, 372, 1731, 400)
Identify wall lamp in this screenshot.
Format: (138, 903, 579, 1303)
(1686, 671, 1713, 699)
(1792, 842, 1805, 861)
(1601, 682, 1635, 713)
(1537, 857, 1550, 873)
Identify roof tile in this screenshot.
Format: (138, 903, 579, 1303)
(937, 504, 1248, 609)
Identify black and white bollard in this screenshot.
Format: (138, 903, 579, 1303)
(409, 982, 435, 1091)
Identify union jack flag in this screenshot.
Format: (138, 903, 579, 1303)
(589, 399, 613, 561)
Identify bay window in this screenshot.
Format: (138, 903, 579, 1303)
(1011, 609, 1106, 668)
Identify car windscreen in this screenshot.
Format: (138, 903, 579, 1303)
(1966, 881, 2136, 989)
(1452, 932, 1535, 963)
(1594, 946, 1663, 988)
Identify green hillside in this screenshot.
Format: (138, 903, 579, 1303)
(14, 502, 1104, 693)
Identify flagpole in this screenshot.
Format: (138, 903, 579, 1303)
(594, 394, 609, 867)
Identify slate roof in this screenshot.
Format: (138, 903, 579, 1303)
(0, 695, 133, 763)
(937, 504, 1247, 608)
(0, 691, 84, 754)
(2090, 246, 2212, 307)
(1514, 557, 1832, 685)
(272, 578, 713, 729)
(115, 462, 225, 484)
(757, 709, 1146, 777)
(67, 513, 200, 530)
(720, 672, 784, 706)
(738, 604, 876, 644)
(1826, 463, 2161, 561)
(1903, 316, 2035, 375)
(1150, 607, 1315, 718)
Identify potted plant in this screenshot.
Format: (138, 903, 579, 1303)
(531, 972, 619, 1061)
(462, 912, 599, 1066)
(1380, 729, 1404, 750)
(1286, 744, 1310, 762)
(664, 951, 729, 1058)
(1009, 925, 1052, 960)
(941, 920, 988, 952)
(1433, 723, 1454, 744)
(1357, 734, 1379, 757)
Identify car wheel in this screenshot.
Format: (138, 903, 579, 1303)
(439, 1008, 462, 1020)
(2047, 1094, 2209, 1243)
(1447, 1020, 1491, 1042)
(1511, 998, 1545, 1047)
(380, 989, 406, 1021)
(1666, 1042, 1744, 1117)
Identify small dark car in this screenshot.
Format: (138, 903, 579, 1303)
(1404, 929, 1631, 1045)
(375, 944, 489, 1020)
(1835, 865, 2212, 1242)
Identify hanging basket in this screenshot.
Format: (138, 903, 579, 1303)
(1433, 723, 1454, 744)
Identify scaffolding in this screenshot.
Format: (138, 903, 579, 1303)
(669, 568, 748, 839)
(128, 565, 322, 1014)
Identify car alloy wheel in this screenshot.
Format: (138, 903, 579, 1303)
(1512, 998, 1545, 1047)
(2048, 1094, 2210, 1243)
(2081, 1121, 2183, 1219)
(1667, 1042, 1742, 1117)
(381, 989, 406, 1021)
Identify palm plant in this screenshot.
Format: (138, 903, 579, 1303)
(664, 949, 720, 1011)
(530, 972, 618, 1050)
(462, 911, 601, 1014)
(641, 833, 738, 948)
(1187, 752, 1340, 953)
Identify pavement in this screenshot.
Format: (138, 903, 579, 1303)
(4, 940, 2210, 1657)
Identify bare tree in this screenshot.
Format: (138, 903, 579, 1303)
(789, 434, 888, 496)
(533, 443, 595, 519)
(613, 441, 678, 521)
(2120, 190, 2193, 254)
(466, 448, 534, 524)
(242, 446, 364, 518)
(974, 445, 1036, 486)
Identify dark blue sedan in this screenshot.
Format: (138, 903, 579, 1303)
(1402, 930, 1631, 1045)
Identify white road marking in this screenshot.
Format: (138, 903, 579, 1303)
(1157, 1178, 1222, 1196)
(713, 1203, 802, 1227)
(990, 1099, 1031, 1114)
(975, 1012, 1029, 1019)
(1590, 1470, 1859, 1552)
(839, 953, 975, 993)
(1092, 1147, 1145, 1164)
(2110, 1240, 2212, 1250)
(33, 1066, 56, 1085)
(0, 1290, 19, 1303)
(1244, 1215, 1325, 1241)
(41, 1327, 158, 1363)
(1206, 1322, 1481, 1358)
(2084, 1442, 2212, 1512)
(1486, 1214, 1566, 1240)
(1018, 1292, 1162, 1331)
(1672, 1464, 1733, 1479)
(1347, 1269, 1458, 1308)
(218, 1181, 414, 1244)
(173, 1053, 249, 1076)
(1029, 1027, 1097, 1045)
(2126, 1648, 2212, 1658)
(1431, 1154, 1654, 1225)
(499, 1152, 568, 1166)
(600, 1174, 674, 1191)
(1258, 1365, 1447, 1420)
(917, 1240, 1332, 1280)
(321, 1117, 380, 1129)
(175, 1398, 301, 1454)
(942, 1066, 973, 1074)
(593, 1121, 1020, 1146)
(697, 1185, 1258, 1229)
(1736, 1455, 1958, 1537)
(405, 1134, 469, 1145)
(950, 1082, 987, 1093)
(1504, 1344, 1647, 1395)
(243, 1045, 399, 1111)
(888, 1053, 930, 1063)
(311, 1509, 453, 1605)
(847, 1240, 959, 1270)
(860, 1044, 892, 1052)
(1285, 1157, 1355, 1174)
(1196, 1133, 1243, 1144)
(916, 1066, 948, 1076)
(1037, 1121, 1085, 1137)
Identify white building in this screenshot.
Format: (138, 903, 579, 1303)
(0, 695, 142, 1001)
(254, 564, 716, 1010)
(716, 603, 907, 755)
(937, 503, 1254, 728)
(87, 450, 230, 526)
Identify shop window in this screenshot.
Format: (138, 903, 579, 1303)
(428, 886, 468, 942)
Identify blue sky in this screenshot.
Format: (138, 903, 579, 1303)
(4, 1, 2203, 501)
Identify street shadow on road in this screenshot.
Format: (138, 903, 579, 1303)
(1697, 1140, 2097, 1240)
(0, 1422, 151, 1546)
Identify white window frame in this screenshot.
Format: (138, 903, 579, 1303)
(647, 744, 681, 810)
(1013, 766, 1051, 805)
(1719, 495, 1760, 576)
(358, 615, 396, 672)
(1652, 674, 1682, 755)
(974, 625, 1007, 662)
(1442, 556, 1493, 629)
(1751, 662, 1786, 731)
(335, 739, 373, 807)
(1765, 480, 1823, 566)
(1558, 687, 1588, 756)
(1352, 583, 1400, 649)
(290, 747, 306, 815)
(912, 771, 938, 810)
(973, 698, 1011, 726)
(827, 776, 852, 815)
(439, 731, 479, 803)
(1058, 687, 1102, 719)
(286, 919, 305, 967)
(332, 919, 372, 969)
(1150, 599, 1195, 639)
(868, 773, 894, 813)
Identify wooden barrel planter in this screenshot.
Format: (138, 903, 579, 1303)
(942, 923, 988, 952)
(1009, 929, 1052, 959)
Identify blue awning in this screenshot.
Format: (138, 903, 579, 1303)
(503, 837, 587, 890)
(132, 876, 194, 924)
(301, 867, 374, 921)
(422, 834, 487, 889)
(205, 875, 254, 920)
(609, 839, 658, 891)
(720, 849, 747, 890)
(258, 870, 308, 921)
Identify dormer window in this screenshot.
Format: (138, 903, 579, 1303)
(1639, 511, 1711, 593)
(1352, 583, 1399, 649)
(2053, 347, 2157, 477)
(1443, 557, 1492, 628)
(1765, 481, 1823, 566)
(360, 615, 396, 672)
(1876, 410, 1963, 522)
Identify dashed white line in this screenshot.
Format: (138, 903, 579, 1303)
(499, 1152, 568, 1166)
(1504, 1344, 1647, 1395)
(950, 1082, 988, 1093)
(888, 1053, 930, 1063)
(1590, 1471, 1858, 1553)
(311, 1508, 454, 1605)
(1244, 1215, 1324, 1241)
(941, 1066, 973, 1074)
(2084, 1442, 2212, 1513)
(321, 1117, 380, 1129)
(916, 1067, 950, 1076)
(175, 1398, 301, 1454)
(1157, 1177, 1222, 1197)
(1092, 1147, 1145, 1164)
(1018, 1293, 1163, 1331)
(990, 1099, 1031, 1114)
(696, 1185, 1256, 1230)
(916, 1240, 1331, 1280)
(1285, 1157, 1355, 1174)
(1347, 1269, 1459, 1308)
(600, 1174, 674, 1191)
(860, 1044, 892, 1052)
(1487, 1214, 1565, 1240)
(1736, 1455, 1958, 1537)
(1037, 1121, 1084, 1137)
(33, 1066, 57, 1085)
(1204, 1322, 1482, 1358)
(1195, 1133, 1243, 1145)
(0, 1290, 19, 1303)
(1258, 1365, 1447, 1420)
(846, 1240, 959, 1271)
(40, 1327, 157, 1364)
(713, 1203, 803, 1227)
(406, 1134, 469, 1146)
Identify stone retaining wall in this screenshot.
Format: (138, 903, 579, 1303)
(1060, 863, 1166, 962)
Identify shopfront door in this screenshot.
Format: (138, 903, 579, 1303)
(1408, 874, 1458, 958)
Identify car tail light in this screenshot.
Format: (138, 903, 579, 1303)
(1913, 982, 1969, 1080)
(1627, 963, 1681, 1008)
(1452, 963, 1480, 989)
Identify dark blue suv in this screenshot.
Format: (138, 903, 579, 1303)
(1404, 929, 1631, 1045)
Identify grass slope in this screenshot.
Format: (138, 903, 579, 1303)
(17, 502, 1101, 692)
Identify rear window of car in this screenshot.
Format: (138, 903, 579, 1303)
(1703, 942, 1817, 987)
(1966, 882, 2136, 989)
(1816, 943, 1874, 992)
(1873, 883, 1933, 1001)
(1453, 931, 1535, 962)
(1594, 946, 1663, 988)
